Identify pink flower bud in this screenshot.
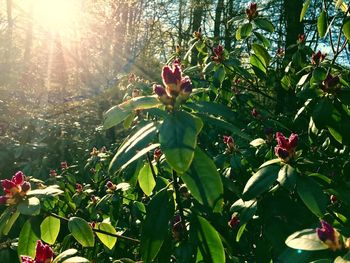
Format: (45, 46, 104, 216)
(1, 179, 16, 191)
(153, 84, 166, 97)
(35, 240, 54, 263)
(288, 133, 298, 148)
(162, 65, 181, 86)
(180, 77, 192, 93)
(274, 146, 289, 160)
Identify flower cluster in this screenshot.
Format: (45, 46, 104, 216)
(0, 171, 31, 205)
(246, 2, 258, 21)
(21, 240, 54, 263)
(311, 51, 326, 65)
(274, 132, 298, 162)
(211, 44, 224, 63)
(316, 220, 342, 251)
(321, 74, 340, 93)
(153, 62, 192, 109)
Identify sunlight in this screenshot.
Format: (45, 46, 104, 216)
(32, 0, 81, 32)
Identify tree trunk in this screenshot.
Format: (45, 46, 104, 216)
(191, 0, 204, 65)
(214, 0, 224, 40)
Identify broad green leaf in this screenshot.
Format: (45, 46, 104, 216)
(250, 138, 266, 147)
(120, 143, 160, 171)
(285, 228, 328, 250)
(159, 111, 203, 173)
(52, 249, 78, 263)
(252, 43, 271, 66)
(0, 208, 13, 236)
(140, 188, 174, 263)
(277, 164, 297, 190)
(230, 199, 257, 223)
(95, 222, 117, 250)
(103, 96, 161, 129)
(109, 122, 158, 172)
(253, 31, 271, 48)
(318, 10, 327, 38)
(213, 65, 226, 87)
(2, 211, 19, 236)
(236, 23, 252, 40)
(27, 185, 63, 196)
(343, 17, 350, 41)
(300, 0, 311, 22)
(335, 251, 350, 263)
(17, 197, 41, 216)
(62, 257, 90, 263)
(198, 114, 252, 141)
(297, 176, 327, 217)
(259, 158, 281, 168)
(193, 216, 225, 263)
(254, 18, 274, 32)
(18, 220, 39, 260)
(40, 216, 60, 245)
(68, 217, 95, 247)
(182, 148, 224, 212)
(242, 165, 280, 201)
(250, 54, 266, 77)
(186, 101, 236, 121)
(138, 163, 157, 196)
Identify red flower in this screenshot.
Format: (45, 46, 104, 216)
(0, 171, 31, 205)
(316, 220, 342, 251)
(61, 161, 68, 170)
(154, 148, 162, 162)
(246, 2, 258, 20)
(76, 183, 83, 193)
(228, 214, 240, 229)
(49, 169, 57, 177)
(274, 132, 298, 161)
(223, 135, 235, 152)
(298, 34, 306, 43)
(211, 45, 224, 63)
(321, 74, 340, 93)
(21, 240, 54, 263)
(311, 51, 326, 65)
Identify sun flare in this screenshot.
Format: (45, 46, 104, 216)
(32, 0, 82, 32)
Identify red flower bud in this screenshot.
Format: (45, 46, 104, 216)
(162, 65, 181, 86)
(298, 34, 305, 43)
(21, 181, 31, 192)
(228, 214, 240, 228)
(153, 84, 167, 97)
(288, 133, 298, 148)
(76, 183, 83, 193)
(1, 179, 16, 191)
(311, 51, 326, 65)
(49, 169, 57, 177)
(13, 171, 24, 185)
(274, 146, 289, 160)
(330, 195, 337, 204)
(61, 161, 68, 170)
(154, 148, 162, 162)
(276, 132, 289, 149)
(251, 108, 258, 118)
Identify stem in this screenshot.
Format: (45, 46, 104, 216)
(48, 212, 140, 243)
(146, 152, 157, 180)
(172, 170, 187, 239)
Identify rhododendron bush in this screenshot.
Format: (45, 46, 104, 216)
(2, 1, 350, 263)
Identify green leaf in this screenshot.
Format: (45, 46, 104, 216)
(335, 251, 350, 263)
(68, 217, 95, 247)
(192, 216, 225, 263)
(250, 54, 266, 77)
(103, 96, 161, 129)
(236, 23, 252, 40)
(2, 211, 19, 236)
(300, 0, 311, 22)
(140, 188, 174, 263)
(40, 216, 60, 245)
(52, 249, 78, 263)
(18, 219, 39, 260)
(236, 223, 247, 242)
(297, 176, 327, 217)
(242, 165, 280, 201)
(95, 222, 117, 250)
(62, 257, 90, 263)
(27, 185, 63, 196)
(252, 43, 271, 66)
(254, 18, 274, 32)
(259, 158, 281, 169)
(343, 17, 350, 41)
(159, 111, 203, 173)
(213, 65, 226, 88)
(277, 164, 297, 190)
(250, 138, 266, 147)
(17, 197, 41, 216)
(138, 163, 157, 196)
(285, 228, 328, 251)
(318, 10, 327, 38)
(253, 32, 271, 48)
(182, 148, 224, 212)
(230, 199, 257, 223)
(120, 143, 160, 171)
